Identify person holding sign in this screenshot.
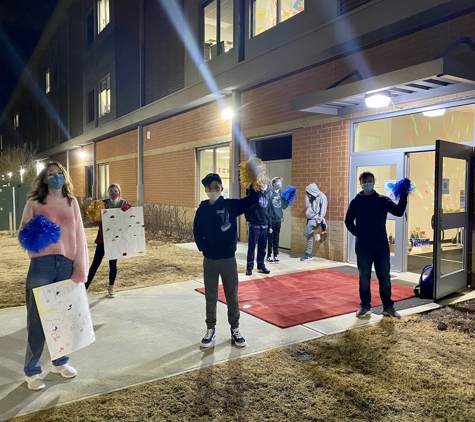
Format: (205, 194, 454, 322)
(19, 162, 88, 391)
(85, 183, 131, 297)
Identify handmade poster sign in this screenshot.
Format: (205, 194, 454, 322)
(101, 206, 146, 261)
(33, 279, 95, 360)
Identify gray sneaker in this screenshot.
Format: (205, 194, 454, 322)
(355, 308, 372, 318)
(382, 306, 401, 318)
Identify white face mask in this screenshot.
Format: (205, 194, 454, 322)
(207, 191, 221, 201)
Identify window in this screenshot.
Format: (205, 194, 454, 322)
(13, 113, 19, 130)
(86, 165, 94, 197)
(87, 89, 95, 123)
(252, 0, 305, 36)
(97, 0, 110, 33)
(198, 144, 230, 203)
(46, 69, 50, 94)
(99, 75, 111, 117)
(99, 163, 109, 198)
(203, 0, 234, 61)
(87, 10, 95, 45)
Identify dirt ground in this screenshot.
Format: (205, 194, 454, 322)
(3, 231, 475, 421)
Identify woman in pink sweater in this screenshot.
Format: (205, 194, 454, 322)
(19, 161, 88, 391)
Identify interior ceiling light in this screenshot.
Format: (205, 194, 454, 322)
(422, 108, 446, 117)
(364, 90, 391, 108)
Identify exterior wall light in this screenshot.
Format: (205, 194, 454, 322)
(422, 108, 446, 117)
(222, 108, 234, 121)
(364, 90, 391, 108)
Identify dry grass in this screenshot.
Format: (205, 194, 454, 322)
(9, 315, 475, 422)
(0, 227, 245, 308)
(3, 232, 475, 421)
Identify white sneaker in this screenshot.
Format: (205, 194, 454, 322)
(108, 285, 116, 298)
(26, 374, 45, 391)
(51, 363, 77, 378)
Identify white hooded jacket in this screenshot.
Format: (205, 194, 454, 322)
(305, 183, 327, 223)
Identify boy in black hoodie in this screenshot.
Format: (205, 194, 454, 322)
(345, 171, 408, 319)
(193, 173, 257, 348)
(245, 188, 272, 276)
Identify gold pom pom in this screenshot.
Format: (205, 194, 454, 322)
(87, 200, 106, 223)
(238, 156, 267, 192)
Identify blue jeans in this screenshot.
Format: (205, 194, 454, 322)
(24, 255, 73, 376)
(356, 239, 394, 310)
(247, 225, 268, 271)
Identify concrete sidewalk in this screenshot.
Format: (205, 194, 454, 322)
(0, 243, 457, 421)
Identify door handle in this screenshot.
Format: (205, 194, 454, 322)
(431, 215, 435, 230)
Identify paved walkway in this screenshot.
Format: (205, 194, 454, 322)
(0, 243, 470, 421)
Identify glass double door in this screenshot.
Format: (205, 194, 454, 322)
(348, 153, 406, 272)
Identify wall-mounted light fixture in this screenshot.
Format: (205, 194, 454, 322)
(221, 108, 234, 121)
(364, 90, 391, 108)
(422, 108, 446, 117)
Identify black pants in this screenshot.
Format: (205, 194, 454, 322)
(267, 221, 281, 257)
(85, 243, 117, 289)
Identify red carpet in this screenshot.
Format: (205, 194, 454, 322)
(195, 269, 415, 328)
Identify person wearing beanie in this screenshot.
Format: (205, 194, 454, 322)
(301, 182, 328, 261)
(193, 173, 258, 349)
(266, 177, 290, 263)
(345, 171, 408, 319)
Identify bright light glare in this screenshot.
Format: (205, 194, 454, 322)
(36, 162, 45, 175)
(364, 91, 391, 108)
(422, 108, 446, 117)
(221, 108, 234, 121)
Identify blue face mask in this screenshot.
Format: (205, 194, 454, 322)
(276, 182, 282, 189)
(48, 174, 65, 190)
(361, 183, 374, 193)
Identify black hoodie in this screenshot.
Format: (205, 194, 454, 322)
(345, 190, 408, 244)
(193, 192, 257, 260)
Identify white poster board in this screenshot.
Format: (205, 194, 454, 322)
(102, 206, 146, 261)
(33, 279, 95, 360)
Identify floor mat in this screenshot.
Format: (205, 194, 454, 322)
(195, 269, 415, 328)
(331, 265, 396, 279)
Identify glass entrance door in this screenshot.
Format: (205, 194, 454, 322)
(432, 140, 472, 299)
(348, 153, 406, 272)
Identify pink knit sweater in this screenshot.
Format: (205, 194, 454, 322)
(20, 195, 89, 283)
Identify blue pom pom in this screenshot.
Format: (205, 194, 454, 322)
(282, 186, 297, 205)
(388, 178, 414, 199)
(19, 215, 61, 253)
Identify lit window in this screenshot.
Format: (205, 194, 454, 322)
(99, 163, 110, 198)
(203, 0, 234, 61)
(46, 69, 50, 94)
(253, 0, 305, 36)
(198, 144, 230, 203)
(14, 113, 19, 130)
(99, 75, 111, 117)
(97, 0, 110, 33)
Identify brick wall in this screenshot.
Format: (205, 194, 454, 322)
(241, 12, 475, 132)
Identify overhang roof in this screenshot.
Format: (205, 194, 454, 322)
(290, 58, 475, 116)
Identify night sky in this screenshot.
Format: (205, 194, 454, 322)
(0, 0, 59, 115)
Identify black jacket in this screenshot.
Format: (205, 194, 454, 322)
(193, 193, 257, 260)
(244, 191, 270, 228)
(345, 191, 408, 244)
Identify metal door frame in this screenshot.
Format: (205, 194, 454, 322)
(348, 152, 406, 272)
(433, 140, 473, 299)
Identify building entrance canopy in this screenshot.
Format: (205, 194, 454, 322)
(290, 58, 475, 116)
